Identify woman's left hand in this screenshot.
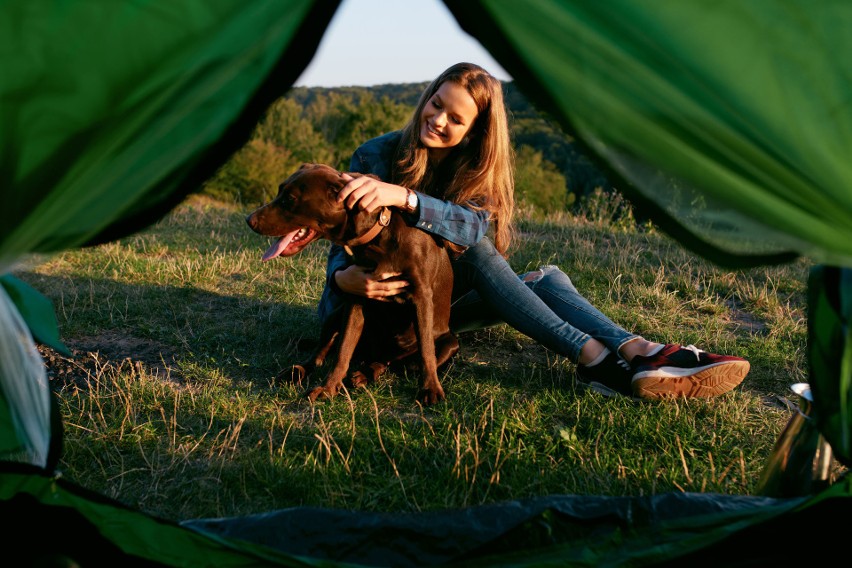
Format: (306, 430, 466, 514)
(338, 173, 408, 213)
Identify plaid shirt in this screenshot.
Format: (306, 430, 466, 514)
(317, 130, 490, 323)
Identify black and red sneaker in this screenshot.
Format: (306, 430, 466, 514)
(630, 344, 749, 399)
(576, 350, 634, 398)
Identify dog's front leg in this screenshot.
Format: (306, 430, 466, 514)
(307, 303, 364, 402)
(413, 290, 445, 406)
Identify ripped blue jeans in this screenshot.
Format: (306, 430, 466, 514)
(450, 237, 637, 363)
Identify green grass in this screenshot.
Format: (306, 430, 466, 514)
(15, 194, 836, 522)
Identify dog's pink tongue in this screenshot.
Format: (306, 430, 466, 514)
(261, 231, 297, 261)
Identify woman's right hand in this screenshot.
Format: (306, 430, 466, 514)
(334, 265, 409, 300)
(338, 173, 408, 213)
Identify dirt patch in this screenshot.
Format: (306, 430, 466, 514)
(725, 298, 768, 335)
(38, 332, 180, 391)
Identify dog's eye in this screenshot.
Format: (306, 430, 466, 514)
(277, 191, 297, 207)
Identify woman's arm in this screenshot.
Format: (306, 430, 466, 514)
(317, 244, 349, 324)
(317, 132, 483, 316)
(319, 243, 409, 317)
(339, 173, 490, 248)
(410, 192, 490, 247)
(324, 243, 350, 296)
(346, 136, 490, 248)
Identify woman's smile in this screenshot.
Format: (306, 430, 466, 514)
(419, 80, 478, 161)
(424, 122, 446, 140)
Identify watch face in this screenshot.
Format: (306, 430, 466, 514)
(407, 191, 417, 210)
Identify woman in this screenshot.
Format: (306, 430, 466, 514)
(317, 62, 749, 399)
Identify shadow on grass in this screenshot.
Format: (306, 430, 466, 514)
(17, 271, 322, 386)
(18, 271, 566, 401)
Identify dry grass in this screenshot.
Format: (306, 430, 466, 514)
(16, 194, 844, 522)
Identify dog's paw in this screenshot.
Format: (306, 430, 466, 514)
(416, 386, 446, 407)
(348, 362, 388, 388)
(349, 371, 369, 388)
(306, 385, 337, 402)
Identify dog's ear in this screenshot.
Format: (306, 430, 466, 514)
(328, 171, 370, 194)
(321, 167, 347, 196)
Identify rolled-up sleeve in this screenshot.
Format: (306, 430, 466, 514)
(318, 130, 491, 324)
(408, 194, 489, 247)
(347, 131, 490, 248)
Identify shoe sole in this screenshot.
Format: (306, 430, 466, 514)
(576, 380, 640, 400)
(631, 361, 750, 400)
(577, 380, 625, 398)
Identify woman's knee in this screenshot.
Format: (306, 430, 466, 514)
(524, 265, 578, 294)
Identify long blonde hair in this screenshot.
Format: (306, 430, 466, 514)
(393, 62, 515, 256)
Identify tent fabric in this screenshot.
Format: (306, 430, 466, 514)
(0, 0, 340, 468)
(2, 0, 852, 566)
(0, 286, 51, 466)
(445, 0, 852, 269)
(184, 491, 810, 566)
(808, 266, 852, 466)
(0, 275, 69, 356)
(1, 462, 849, 566)
(0, 463, 318, 567)
(444, 0, 852, 473)
(0, 0, 340, 272)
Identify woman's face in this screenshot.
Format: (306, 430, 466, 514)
(419, 80, 479, 162)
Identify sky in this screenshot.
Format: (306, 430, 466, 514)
(294, 0, 512, 87)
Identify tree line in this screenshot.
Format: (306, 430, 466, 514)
(202, 81, 613, 213)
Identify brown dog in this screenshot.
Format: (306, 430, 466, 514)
(246, 163, 459, 405)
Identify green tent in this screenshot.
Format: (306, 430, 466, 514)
(1, 0, 849, 565)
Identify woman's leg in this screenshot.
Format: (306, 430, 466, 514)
(521, 265, 639, 354)
(450, 238, 635, 363)
(451, 239, 749, 399)
(450, 239, 750, 399)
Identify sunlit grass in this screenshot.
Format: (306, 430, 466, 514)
(17, 194, 840, 522)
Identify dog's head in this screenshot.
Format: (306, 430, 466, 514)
(246, 163, 361, 261)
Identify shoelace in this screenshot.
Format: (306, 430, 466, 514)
(616, 358, 631, 370)
(683, 344, 705, 359)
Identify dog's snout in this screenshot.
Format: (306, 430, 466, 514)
(245, 212, 260, 232)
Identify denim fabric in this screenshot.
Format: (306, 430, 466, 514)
(347, 130, 399, 181)
(317, 243, 349, 325)
(449, 238, 637, 362)
(319, 131, 490, 321)
(317, 131, 637, 363)
(347, 130, 491, 247)
(412, 194, 489, 247)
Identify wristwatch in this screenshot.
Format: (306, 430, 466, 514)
(404, 188, 419, 213)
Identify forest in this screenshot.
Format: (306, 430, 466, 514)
(202, 81, 614, 213)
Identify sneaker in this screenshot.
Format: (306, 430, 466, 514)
(576, 350, 634, 398)
(631, 344, 749, 400)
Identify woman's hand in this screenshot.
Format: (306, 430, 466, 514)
(334, 265, 409, 300)
(334, 175, 411, 300)
(338, 173, 408, 213)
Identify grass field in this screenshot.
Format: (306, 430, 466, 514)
(14, 194, 841, 522)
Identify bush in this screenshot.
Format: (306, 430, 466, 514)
(202, 139, 299, 206)
(575, 187, 639, 232)
(514, 145, 572, 213)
